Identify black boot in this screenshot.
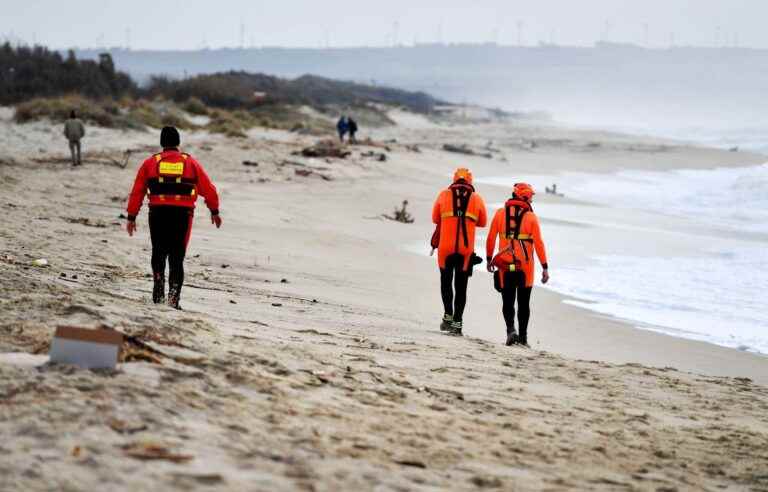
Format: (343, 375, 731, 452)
(440, 314, 454, 332)
(519, 328, 529, 348)
(167, 284, 182, 310)
(505, 328, 519, 346)
(152, 273, 165, 304)
(449, 320, 463, 336)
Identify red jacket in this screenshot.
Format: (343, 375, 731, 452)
(126, 149, 219, 219)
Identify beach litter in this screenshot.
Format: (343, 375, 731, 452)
(442, 143, 493, 159)
(361, 151, 387, 162)
(295, 140, 351, 159)
(49, 326, 123, 369)
(121, 441, 193, 463)
(383, 200, 414, 224)
(31, 258, 49, 267)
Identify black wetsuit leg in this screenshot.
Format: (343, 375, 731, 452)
(452, 266, 469, 322)
(149, 206, 193, 296)
(441, 255, 470, 322)
(501, 271, 532, 341)
(517, 281, 533, 344)
(440, 266, 455, 317)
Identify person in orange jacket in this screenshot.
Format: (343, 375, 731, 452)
(431, 168, 488, 336)
(486, 182, 549, 346)
(125, 126, 222, 309)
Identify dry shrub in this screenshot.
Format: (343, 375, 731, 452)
(182, 97, 209, 116)
(15, 95, 119, 127)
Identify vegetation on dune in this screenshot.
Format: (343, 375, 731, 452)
(3, 44, 443, 135)
(145, 71, 440, 114)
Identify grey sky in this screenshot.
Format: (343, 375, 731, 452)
(2, 0, 764, 50)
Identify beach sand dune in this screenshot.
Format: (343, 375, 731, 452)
(1, 113, 767, 490)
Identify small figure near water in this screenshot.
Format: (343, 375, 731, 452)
(63, 110, 85, 166)
(545, 183, 564, 197)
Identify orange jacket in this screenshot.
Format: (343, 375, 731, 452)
(432, 185, 487, 271)
(486, 203, 548, 287)
(126, 150, 219, 219)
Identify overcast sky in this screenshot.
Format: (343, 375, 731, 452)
(2, 0, 765, 50)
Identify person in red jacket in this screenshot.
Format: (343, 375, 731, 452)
(126, 126, 222, 309)
(486, 183, 549, 346)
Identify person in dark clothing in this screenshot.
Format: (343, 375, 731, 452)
(63, 110, 85, 166)
(126, 126, 221, 309)
(336, 116, 349, 142)
(348, 117, 358, 143)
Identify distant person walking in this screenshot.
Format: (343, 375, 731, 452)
(63, 110, 85, 166)
(337, 116, 349, 142)
(431, 168, 487, 336)
(486, 183, 549, 347)
(348, 117, 358, 143)
(125, 126, 222, 310)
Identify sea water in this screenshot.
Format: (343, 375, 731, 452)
(479, 164, 768, 354)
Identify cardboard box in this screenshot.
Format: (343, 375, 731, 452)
(49, 326, 123, 369)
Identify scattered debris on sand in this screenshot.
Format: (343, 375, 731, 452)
(442, 143, 493, 159)
(545, 184, 565, 197)
(295, 140, 351, 159)
(361, 151, 387, 162)
(383, 200, 415, 223)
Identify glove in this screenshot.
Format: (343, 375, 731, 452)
(127, 220, 136, 237)
(211, 214, 222, 228)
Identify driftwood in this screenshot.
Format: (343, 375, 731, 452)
(383, 200, 414, 224)
(361, 151, 387, 162)
(294, 140, 351, 159)
(442, 144, 492, 159)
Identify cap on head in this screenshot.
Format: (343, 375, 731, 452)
(513, 182, 535, 201)
(453, 167, 473, 185)
(70, 110, 76, 119)
(160, 126, 181, 149)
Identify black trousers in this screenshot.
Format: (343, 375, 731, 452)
(148, 206, 193, 291)
(501, 271, 532, 341)
(440, 255, 470, 322)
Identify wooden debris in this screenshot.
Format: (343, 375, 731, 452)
(294, 140, 351, 159)
(383, 200, 414, 224)
(442, 143, 492, 159)
(122, 442, 193, 463)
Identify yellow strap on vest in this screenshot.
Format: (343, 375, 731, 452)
(441, 211, 478, 221)
(506, 233, 533, 240)
(509, 264, 517, 272)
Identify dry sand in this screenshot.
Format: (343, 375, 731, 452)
(1, 109, 768, 491)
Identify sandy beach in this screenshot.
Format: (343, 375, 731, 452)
(2, 108, 768, 491)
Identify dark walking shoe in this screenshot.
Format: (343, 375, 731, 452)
(440, 314, 454, 332)
(167, 285, 182, 310)
(152, 274, 165, 304)
(519, 331, 529, 348)
(448, 321, 463, 337)
(505, 331, 519, 346)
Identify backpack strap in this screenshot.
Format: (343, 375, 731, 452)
(449, 183, 474, 252)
